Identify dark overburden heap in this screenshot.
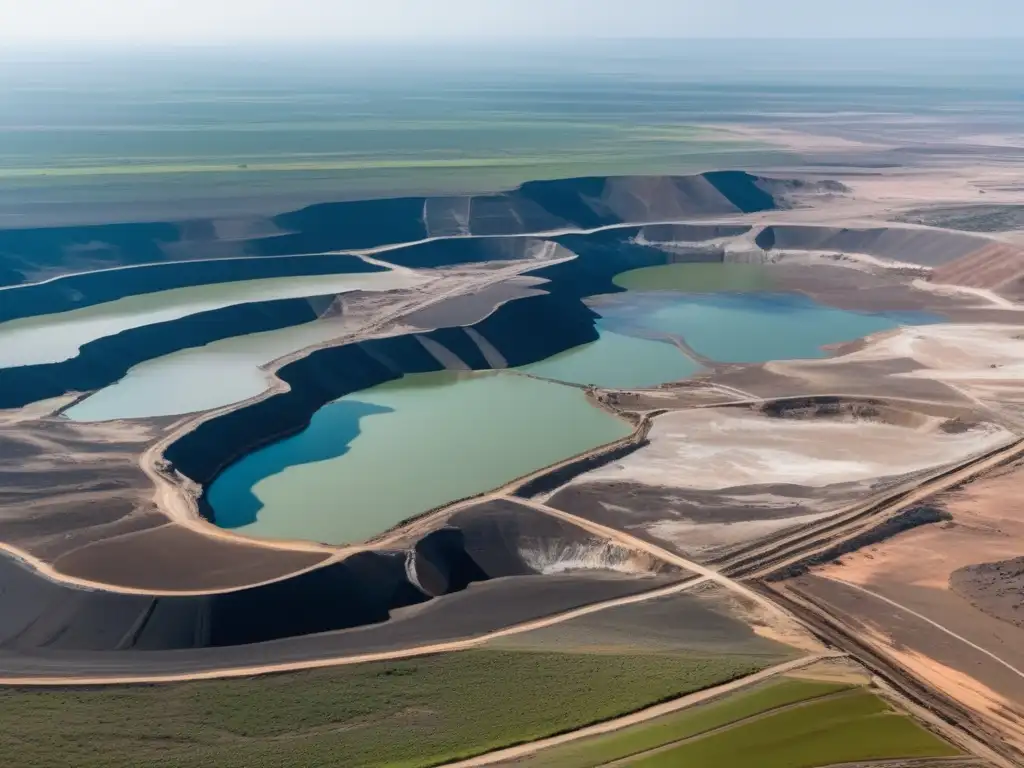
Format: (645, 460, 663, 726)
(0, 499, 677, 678)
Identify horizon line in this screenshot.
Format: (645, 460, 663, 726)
(3, 35, 1024, 46)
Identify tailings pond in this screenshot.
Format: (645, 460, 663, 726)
(565, 262, 937, 372)
(207, 371, 630, 545)
(524, 263, 936, 384)
(0, 269, 422, 368)
(65, 318, 359, 421)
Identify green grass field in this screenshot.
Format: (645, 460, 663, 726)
(626, 687, 959, 768)
(511, 677, 852, 768)
(509, 677, 960, 768)
(0, 649, 767, 768)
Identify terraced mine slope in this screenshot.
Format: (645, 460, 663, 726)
(0, 171, 785, 286)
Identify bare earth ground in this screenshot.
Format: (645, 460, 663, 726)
(562, 407, 1010, 492)
(785, 458, 1024, 754)
(952, 557, 1024, 629)
(545, 398, 1014, 562)
(0, 414, 331, 592)
(489, 580, 813, 659)
(781, 575, 1024, 755)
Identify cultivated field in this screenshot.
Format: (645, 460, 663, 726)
(0, 649, 767, 768)
(502, 677, 959, 768)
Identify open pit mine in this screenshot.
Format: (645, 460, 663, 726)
(2, 170, 1024, 765)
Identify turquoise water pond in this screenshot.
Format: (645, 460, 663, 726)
(208, 370, 631, 545)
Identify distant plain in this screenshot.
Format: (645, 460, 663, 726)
(5, 39, 1023, 225)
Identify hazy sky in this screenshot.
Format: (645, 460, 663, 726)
(2, 0, 1023, 44)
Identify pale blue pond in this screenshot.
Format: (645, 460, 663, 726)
(593, 291, 938, 363)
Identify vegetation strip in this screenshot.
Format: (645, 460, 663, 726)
(440, 656, 839, 768)
(622, 690, 959, 767)
(506, 678, 854, 768)
(0, 649, 767, 768)
(598, 690, 866, 766)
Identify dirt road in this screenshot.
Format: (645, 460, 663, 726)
(823, 578, 1024, 682)
(766, 583, 1021, 768)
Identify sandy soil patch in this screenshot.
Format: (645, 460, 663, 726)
(787, 574, 1024, 752)
(784, 657, 871, 685)
(875, 635, 1024, 754)
(911, 278, 1022, 310)
(820, 482, 1020, 579)
(703, 582, 824, 655)
(818, 518, 1024, 595)
(846, 324, 1024, 375)
(756, 322, 1024, 427)
(768, 246, 933, 275)
(818, 457, 1024, 627)
(569, 407, 1011, 492)
(0, 395, 78, 426)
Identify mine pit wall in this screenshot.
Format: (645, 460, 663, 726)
(1, 229, 619, 411)
(0, 502, 673, 654)
(754, 224, 991, 267)
(0, 295, 334, 411)
(374, 234, 560, 269)
(444, 501, 678, 578)
(1, 220, 742, 414)
(0, 219, 184, 286)
(544, 228, 668, 296)
(253, 196, 431, 256)
(0, 546, 431, 651)
(0, 254, 382, 324)
(407, 510, 658, 597)
(0, 170, 786, 286)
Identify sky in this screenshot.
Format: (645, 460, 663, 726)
(1, 0, 1023, 44)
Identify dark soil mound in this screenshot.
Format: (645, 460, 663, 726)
(950, 557, 1024, 628)
(0, 500, 676, 655)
